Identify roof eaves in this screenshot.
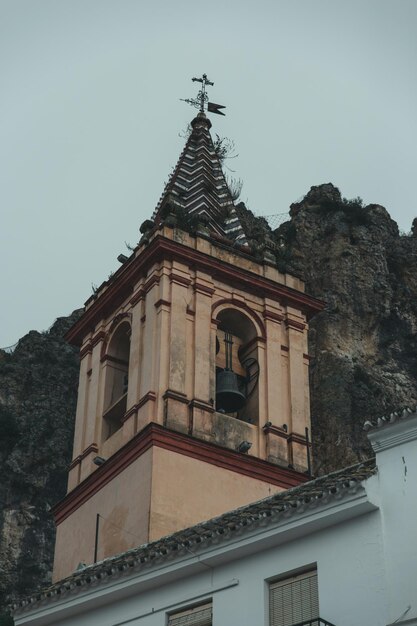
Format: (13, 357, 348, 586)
(13, 458, 376, 615)
(363, 406, 417, 432)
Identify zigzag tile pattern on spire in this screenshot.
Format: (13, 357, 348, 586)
(154, 113, 246, 244)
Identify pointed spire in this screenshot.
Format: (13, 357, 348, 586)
(154, 112, 246, 244)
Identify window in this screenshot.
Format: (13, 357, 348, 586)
(102, 321, 131, 439)
(168, 602, 212, 626)
(270, 570, 319, 626)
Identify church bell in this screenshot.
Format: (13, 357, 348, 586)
(216, 332, 246, 413)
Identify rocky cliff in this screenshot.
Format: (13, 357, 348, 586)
(2, 183, 417, 615)
(0, 313, 81, 618)
(272, 184, 417, 473)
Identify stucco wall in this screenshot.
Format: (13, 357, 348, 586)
(53, 448, 153, 582)
(370, 420, 417, 625)
(149, 446, 283, 540)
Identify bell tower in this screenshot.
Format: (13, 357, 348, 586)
(52, 78, 324, 582)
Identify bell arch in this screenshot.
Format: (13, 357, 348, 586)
(101, 320, 131, 440)
(213, 302, 263, 424)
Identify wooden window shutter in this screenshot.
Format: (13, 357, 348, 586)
(168, 602, 212, 626)
(270, 570, 319, 626)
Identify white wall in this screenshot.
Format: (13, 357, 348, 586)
(369, 415, 417, 626)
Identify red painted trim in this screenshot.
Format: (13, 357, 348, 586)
(65, 235, 324, 346)
(170, 272, 191, 287)
(190, 398, 215, 413)
(264, 425, 289, 439)
(263, 310, 284, 323)
(144, 274, 160, 292)
(285, 319, 306, 331)
(91, 330, 106, 348)
(109, 312, 131, 333)
(155, 299, 171, 308)
(194, 282, 215, 296)
(54, 424, 308, 525)
(130, 288, 145, 306)
(79, 342, 92, 359)
(263, 427, 311, 449)
(68, 443, 98, 470)
(163, 389, 189, 404)
(138, 391, 157, 410)
(122, 406, 137, 422)
(122, 392, 157, 422)
(212, 298, 267, 340)
(288, 432, 311, 447)
(68, 455, 81, 471)
(101, 354, 128, 366)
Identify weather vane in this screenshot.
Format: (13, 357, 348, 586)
(181, 73, 226, 116)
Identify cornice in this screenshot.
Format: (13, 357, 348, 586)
(285, 318, 306, 331)
(65, 234, 324, 346)
(68, 443, 98, 471)
(54, 423, 308, 525)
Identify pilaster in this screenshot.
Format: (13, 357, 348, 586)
(286, 307, 309, 472)
(67, 346, 92, 491)
(137, 271, 159, 431)
(79, 334, 104, 482)
(165, 262, 191, 433)
(122, 285, 144, 441)
(263, 302, 286, 464)
(153, 274, 171, 424)
(190, 272, 215, 435)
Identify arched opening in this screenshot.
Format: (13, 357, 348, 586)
(102, 321, 131, 439)
(215, 308, 260, 424)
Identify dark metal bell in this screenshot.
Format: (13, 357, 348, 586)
(216, 369, 246, 412)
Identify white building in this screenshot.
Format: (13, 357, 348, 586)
(13, 408, 417, 626)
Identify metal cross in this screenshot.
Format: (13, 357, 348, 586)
(192, 73, 213, 112)
(181, 74, 226, 116)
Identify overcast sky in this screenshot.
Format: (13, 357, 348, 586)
(1, 0, 416, 347)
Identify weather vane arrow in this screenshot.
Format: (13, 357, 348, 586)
(207, 102, 226, 116)
(180, 73, 226, 116)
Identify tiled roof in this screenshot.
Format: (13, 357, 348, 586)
(153, 113, 247, 244)
(13, 458, 376, 614)
(363, 406, 417, 432)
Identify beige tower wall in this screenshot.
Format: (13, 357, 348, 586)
(54, 439, 291, 582)
(148, 446, 282, 541)
(53, 448, 153, 582)
(66, 226, 318, 489)
(56, 226, 323, 582)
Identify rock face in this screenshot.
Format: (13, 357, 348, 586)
(273, 184, 417, 473)
(2, 184, 417, 614)
(0, 312, 81, 615)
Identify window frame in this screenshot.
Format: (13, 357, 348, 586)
(167, 601, 212, 626)
(269, 567, 319, 626)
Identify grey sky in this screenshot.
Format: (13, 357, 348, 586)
(1, 0, 416, 347)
